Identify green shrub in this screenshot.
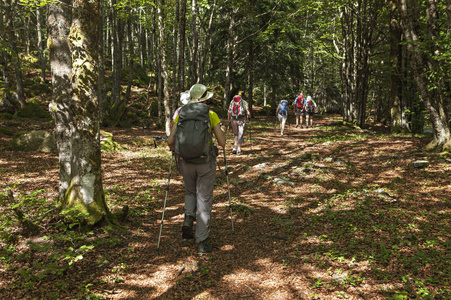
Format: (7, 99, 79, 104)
(0, 112, 13, 120)
(260, 104, 274, 116)
(14, 100, 51, 120)
(0, 127, 14, 136)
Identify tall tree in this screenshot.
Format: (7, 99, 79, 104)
(3, 0, 25, 108)
(49, 0, 112, 225)
(395, 0, 451, 151)
(158, 0, 171, 135)
(47, 0, 73, 202)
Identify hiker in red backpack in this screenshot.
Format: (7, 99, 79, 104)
(293, 92, 305, 128)
(305, 95, 317, 128)
(167, 84, 226, 254)
(227, 91, 251, 155)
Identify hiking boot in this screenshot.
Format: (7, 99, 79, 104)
(295, 124, 299, 128)
(232, 147, 237, 154)
(182, 216, 194, 239)
(237, 148, 242, 155)
(300, 125, 303, 128)
(198, 237, 213, 254)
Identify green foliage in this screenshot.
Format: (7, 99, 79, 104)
(260, 104, 274, 116)
(0, 112, 13, 120)
(0, 127, 14, 136)
(14, 99, 51, 120)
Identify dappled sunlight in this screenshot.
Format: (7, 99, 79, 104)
(1, 113, 449, 299)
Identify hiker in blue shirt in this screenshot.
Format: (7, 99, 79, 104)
(276, 99, 289, 136)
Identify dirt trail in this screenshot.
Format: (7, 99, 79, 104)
(1, 113, 449, 300)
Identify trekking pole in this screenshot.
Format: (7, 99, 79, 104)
(156, 151, 175, 254)
(222, 147, 235, 235)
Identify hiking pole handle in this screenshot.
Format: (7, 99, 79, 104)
(153, 136, 168, 148)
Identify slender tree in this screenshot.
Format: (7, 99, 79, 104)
(395, 0, 451, 151)
(47, 0, 73, 202)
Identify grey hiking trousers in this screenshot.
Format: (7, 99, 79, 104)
(180, 159, 216, 243)
(231, 115, 247, 144)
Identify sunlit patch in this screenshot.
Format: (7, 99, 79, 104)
(220, 244, 235, 251)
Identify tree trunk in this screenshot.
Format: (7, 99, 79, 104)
(247, 40, 254, 116)
(98, 0, 105, 119)
(178, 0, 187, 92)
(199, 0, 216, 83)
(0, 51, 16, 114)
(340, 4, 355, 123)
(4, 0, 25, 108)
(396, 0, 451, 151)
(36, 6, 46, 82)
(158, 0, 172, 136)
(190, 0, 199, 85)
(125, 17, 133, 102)
(66, 0, 109, 225)
(171, 0, 179, 116)
(109, 0, 125, 126)
(47, 0, 73, 202)
(447, 0, 451, 30)
(223, 7, 237, 110)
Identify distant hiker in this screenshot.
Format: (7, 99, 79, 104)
(170, 90, 190, 130)
(293, 92, 305, 128)
(276, 99, 289, 136)
(167, 83, 226, 254)
(227, 91, 251, 155)
(305, 95, 317, 128)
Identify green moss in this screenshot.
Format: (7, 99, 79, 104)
(26, 82, 51, 97)
(0, 128, 14, 136)
(0, 112, 13, 120)
(100, 130, 124, 152)
(63, 183, 106, 227)
(14, 100, 51, 120)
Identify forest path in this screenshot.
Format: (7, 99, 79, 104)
(1, 113, 449, 299)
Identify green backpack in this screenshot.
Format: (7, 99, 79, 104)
(174, 102, 215, 164)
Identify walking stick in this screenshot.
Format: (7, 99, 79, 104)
(223, 147, 235, 235)
(156, 152, 175, 254)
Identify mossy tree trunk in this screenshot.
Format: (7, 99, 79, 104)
(67, 0, 110, 225)
(47, 0, 73, 202)
(49, 0, 111, 226)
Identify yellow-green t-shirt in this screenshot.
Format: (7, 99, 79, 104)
(174, 110, 221, 128)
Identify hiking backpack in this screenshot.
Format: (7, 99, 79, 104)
(231, 95, 244, 117)
(174, 102, 214, 164)
(305, 96, 314, 112)
(296, 94, 305, 109)
(279, 100, 289, 116)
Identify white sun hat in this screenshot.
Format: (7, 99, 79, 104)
(180, 91, 190, 105)
(188, 84, 213, 103)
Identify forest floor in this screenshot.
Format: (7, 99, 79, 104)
(0, 110, 450, 300)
